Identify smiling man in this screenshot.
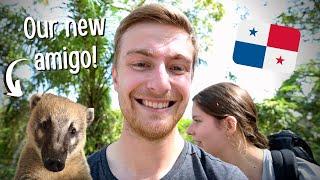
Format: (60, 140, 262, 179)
(88, 4, 247, 180)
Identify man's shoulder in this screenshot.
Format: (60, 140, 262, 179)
(169, 142, 247, 179)
(87, 146, 114, 180)
(87, 147, 106, 165)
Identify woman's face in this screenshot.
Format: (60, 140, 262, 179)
(187, 102, 229, 157)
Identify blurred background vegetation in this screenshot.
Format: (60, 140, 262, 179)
(0, 0, 319, 179)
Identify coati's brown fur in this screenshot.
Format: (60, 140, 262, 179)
(15, 93, 94, 180)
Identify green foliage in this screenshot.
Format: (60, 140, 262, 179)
(85, 109, 123, 155)
(178, 118, 193, 142)
(257, 61, 320, 162)
(0, 98, 29, 179)
(184, 0, 225, 53)
(0, 165, 15, 180)
(277, 0, 320, 42)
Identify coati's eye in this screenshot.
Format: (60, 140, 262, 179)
(70, 127, 77, 135)
(39, 117, 51, 130)
(40, 121, 47, 130)
(69, 123, 77, 135)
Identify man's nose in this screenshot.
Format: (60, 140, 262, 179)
(147, 64, 171, 95)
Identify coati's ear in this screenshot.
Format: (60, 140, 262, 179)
(86, 108, 94, 126)
(30, 94, 42, 110)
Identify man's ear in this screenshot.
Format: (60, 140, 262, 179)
(86, 108, 94, 126)
(30, 94, 42, 110)
(112, 66, 119, 92)
(223, 116, 237, 135)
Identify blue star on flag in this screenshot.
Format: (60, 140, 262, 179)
(249, 27, 258, 36)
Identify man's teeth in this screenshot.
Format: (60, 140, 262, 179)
(142, 100, 169, 109)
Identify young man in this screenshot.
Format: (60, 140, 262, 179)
(88, 4, 247, 180)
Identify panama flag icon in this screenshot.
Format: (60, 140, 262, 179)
(233, 21, 300, 73)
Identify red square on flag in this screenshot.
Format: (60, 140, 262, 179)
(267, 24, 300, 52)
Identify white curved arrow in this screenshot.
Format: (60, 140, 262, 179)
(5, 58, 28, 97)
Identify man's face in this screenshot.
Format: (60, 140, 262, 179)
(113, 23, 194, 140)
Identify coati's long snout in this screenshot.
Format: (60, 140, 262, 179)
(42, 147, 67, 172)
(37, 116, 74, 172)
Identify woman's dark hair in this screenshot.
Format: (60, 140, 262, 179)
(193, 82, 268, 149)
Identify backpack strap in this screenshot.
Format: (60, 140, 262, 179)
(271, 149, 298, 180)
(292, 138, 319, 165)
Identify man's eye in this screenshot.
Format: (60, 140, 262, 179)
(131, 62, 150, 70)
(135, 62, 146, 67)
(170, 65, 186, 74)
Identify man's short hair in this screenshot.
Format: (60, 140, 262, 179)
(113, 3, 198, 70)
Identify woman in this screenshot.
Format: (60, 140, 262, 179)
(187, 82, 320, 180)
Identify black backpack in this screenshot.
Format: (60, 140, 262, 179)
(268, 130, 319, 180)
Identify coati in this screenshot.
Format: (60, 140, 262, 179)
(15, 93, 93, 180)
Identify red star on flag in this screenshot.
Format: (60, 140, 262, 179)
(276, 56, 284, 65)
